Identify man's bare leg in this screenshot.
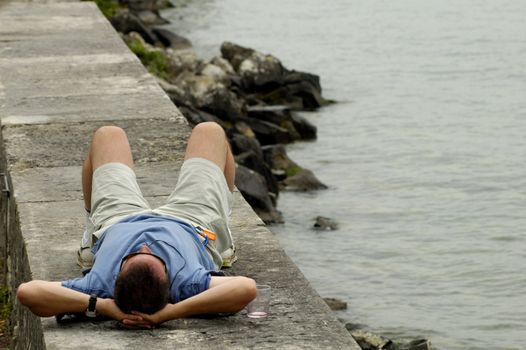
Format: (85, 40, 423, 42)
(79, 126, 134, 266)
(82, 126, 134, 211)
(184, 122, 235, 191)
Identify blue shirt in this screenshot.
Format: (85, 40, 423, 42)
(62, 214, 216, 302)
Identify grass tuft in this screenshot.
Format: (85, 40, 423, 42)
(127, 37, 171, 80)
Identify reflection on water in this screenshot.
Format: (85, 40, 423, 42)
(164, 1, 526, 349)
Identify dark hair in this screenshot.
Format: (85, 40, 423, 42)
(114, 263, 170, 314)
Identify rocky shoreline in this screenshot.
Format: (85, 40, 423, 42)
(95, 1, 433, 349)
(107, 0, 330, 224)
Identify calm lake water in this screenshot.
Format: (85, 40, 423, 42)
(164, 1, 526, 349)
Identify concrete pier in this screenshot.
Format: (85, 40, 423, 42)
(0, 1, 360, 349)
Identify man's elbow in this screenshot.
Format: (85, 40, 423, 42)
(16, 281, 33, 307)
(17, 280, 44, 309)
(237, 277, 257, 310)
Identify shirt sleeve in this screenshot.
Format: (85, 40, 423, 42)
(175, 269, 212, 302)
(62, 272, 113, 298)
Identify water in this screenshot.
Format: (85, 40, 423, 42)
(164, 1, 526, 349)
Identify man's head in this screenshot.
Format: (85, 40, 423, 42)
(114, 244, 170, 314)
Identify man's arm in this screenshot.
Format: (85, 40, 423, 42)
(17, 280, 141, 322)
(123, 276, 256, 327)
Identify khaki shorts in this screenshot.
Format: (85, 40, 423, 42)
(89, 158, 234, 269)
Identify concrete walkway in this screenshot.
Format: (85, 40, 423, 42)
(0, 1, 360, 349)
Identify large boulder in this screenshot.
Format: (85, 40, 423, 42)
(262, 145, 327, 191)
(210, 56, 236, 75)
(229, 133, 263, 159)
(199, 63, 231, 86)
(157, 77, 233, 129)
(171, 74, 246, 121)
(237, 52, 284, 91)
(221, 42, 329, 110)
(165, 49, 201, 77)
(221, 42, 284, 91)
(282, 168, 328, 191)
(283, 70, 322, 94)
(255, 79, 327, 110)
(220, 41, 256, 71)
(235, 165, 282, 224)
(247, 105, 300, 141)
(244, 119, 294, 145)
(235, 151, 279, 201)
(261, 144, 299, 174)
(291, 113, 317, 140)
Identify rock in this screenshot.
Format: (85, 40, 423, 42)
(247, 105, 290, 124)
(137, 10, 169, 25)
(176, 106, 226, 128)
(244, 118, 294, 145)
(254, 88, 305, 110)
(257, 80, 327, 110)
(344, 323, 368, 332)
(151, 28, 192, 49)
(165, 49, 201, 76)
(155, 77, 186, 104)
(111, 9, 159, 45)
(313, 216, 338, 231)
(157, 78, 229, 128)
(350, 330, 397, 350)
(282, 168, 328, 191)
(234, 121, 256, 138)
(291, 113, 317, 140)
(344, 323, 433, 350)
(221, 42, 285, 91)
(229, 133, 263, 159)
(210, 56, 236, 75)
(154, 0, 173, 10)
(237, 52, 285, 91)
(283, 70, 322, 95)
(172, 74, 246, 121)
(199, 63, 230, 85)
(247, 105, 300, 141)
(323, 298, 347, 311)
(220, 41, 256, 71)
(235, 164, 283, 224)
(261, 144, 299, 173)
(235, 151, 279, 201)
(400, 339, 432, 350)
(221, 42, 329, 110)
